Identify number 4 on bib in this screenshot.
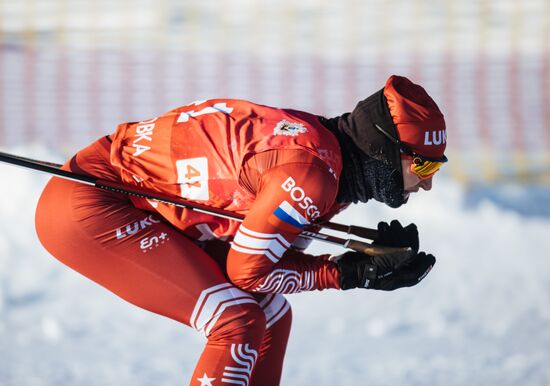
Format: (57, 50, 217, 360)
(176, 157, 209, 200)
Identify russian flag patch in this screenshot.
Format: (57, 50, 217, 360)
(269, 201, 309, 231)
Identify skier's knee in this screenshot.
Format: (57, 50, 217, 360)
(210, 302, 266, 343)
(191, 285, 266, 342)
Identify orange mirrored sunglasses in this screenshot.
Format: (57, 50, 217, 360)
(374, 123, 448, 179)
(409, 156, 445, 180)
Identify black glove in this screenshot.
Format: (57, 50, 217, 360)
(374, 220, 419, 254)
(336, 250, 435, 291)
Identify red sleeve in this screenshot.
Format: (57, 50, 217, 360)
(226, 157, 342, 293)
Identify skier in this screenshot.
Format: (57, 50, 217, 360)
(35, 75, 446, 386)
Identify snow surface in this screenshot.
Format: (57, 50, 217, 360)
(1, 147, 550, 386)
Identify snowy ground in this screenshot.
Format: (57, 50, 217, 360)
(1, 147, 550, 386)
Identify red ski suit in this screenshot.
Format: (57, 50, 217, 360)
(36, 99, 346, 386)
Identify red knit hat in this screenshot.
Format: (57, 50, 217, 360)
(383, 75, 447, 160)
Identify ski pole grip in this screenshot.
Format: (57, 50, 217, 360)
(345, 239, 412, 257)
(348, 225, 379, 241)
(319, 222, 380, 240)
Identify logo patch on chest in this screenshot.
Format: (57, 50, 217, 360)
(273, 120, 308, 137)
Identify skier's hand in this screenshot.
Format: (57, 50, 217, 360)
(335, 250, 435, 291)
(374, 220, 419, 254)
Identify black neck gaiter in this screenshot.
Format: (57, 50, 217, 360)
(320, 116, 406, 208)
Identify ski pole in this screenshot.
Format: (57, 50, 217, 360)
(0, 151, 410, 256)
(1, 152, 384, 241)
